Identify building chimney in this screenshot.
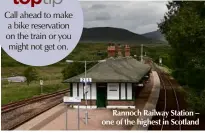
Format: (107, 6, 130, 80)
(107, 43, 116, 57)
(117, 44, 122, 57)
(125, 44, 130, 57)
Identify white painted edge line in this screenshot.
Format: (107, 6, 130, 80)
(131, 71, 161, 130)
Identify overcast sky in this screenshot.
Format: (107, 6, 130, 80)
(80, 1, 168, 34)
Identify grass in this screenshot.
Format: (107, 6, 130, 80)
(1, 66, 68, 105)
(158, 64, 173, 75)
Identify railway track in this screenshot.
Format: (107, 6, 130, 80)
(1, 89, 69, 130)
(149, 64, 181, 130)
(2, 89, 68, 113)
(148, 61, 205, 130)
(158, 71, 181, 130)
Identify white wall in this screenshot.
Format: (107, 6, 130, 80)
(91, 83, 96, 100)
(73, 82, 132, 100)
(79, 83, 84, 99)
(127, 83, 132, 100)
(72, 83, 96, 100)
(121, 83, 126, 100)
(107, 83, 119, 100)
(73, 83, 77, 97)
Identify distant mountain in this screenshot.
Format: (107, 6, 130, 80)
(80, 27, 164, 44)
(142, 30, 167, 43)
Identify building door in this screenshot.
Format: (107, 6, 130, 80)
(97, 83, 107, 108)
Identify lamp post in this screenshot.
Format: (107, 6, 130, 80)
(66, 59, 106, 125)
(84, 60, 88, 125)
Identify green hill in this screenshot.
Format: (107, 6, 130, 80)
(80, 27, 164, 44)
(142, 30, 167, 43)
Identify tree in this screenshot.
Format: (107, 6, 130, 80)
(62, 62, 84, 80)
(158, 1, 205, 113)
(24, 67, 38, 86)
(62, 55, 99, 80)
(158, 1, 205, 90)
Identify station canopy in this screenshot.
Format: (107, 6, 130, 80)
(63, 57, 151, 83)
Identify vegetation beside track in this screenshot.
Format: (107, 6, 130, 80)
(2, 67, 67, 104)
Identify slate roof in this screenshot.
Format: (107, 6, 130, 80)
(63, 57, 151, 83)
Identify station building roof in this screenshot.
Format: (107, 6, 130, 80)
(63, 57, 151, 83)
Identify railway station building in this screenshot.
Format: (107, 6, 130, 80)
(63, 44, 151, 109)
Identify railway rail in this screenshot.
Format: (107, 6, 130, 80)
(2, 89, 68, 113)
(158, 70, 181, 130)
(148, 63, 181, 130)
(1, 89, 69, 130)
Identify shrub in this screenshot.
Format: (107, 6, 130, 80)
(23, 67, 38, 86)
(186, 88, 205, 115)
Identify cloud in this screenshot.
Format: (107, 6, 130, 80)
(80, 1, 168, 34)
(95, 12, 111, 20)
(90, 4, 107, 9)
